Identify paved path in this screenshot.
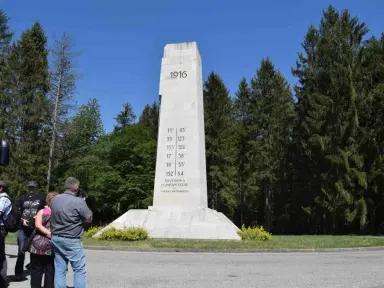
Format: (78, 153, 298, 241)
(4, 245, 384, 288)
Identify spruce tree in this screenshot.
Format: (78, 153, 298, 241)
(233, 77, 256, 226)
(0, 9, 12, 138)
(358, 34, 384, 233)
(292, 6, 369, 233)
(4, 21, 50, 195)
(204, 72, 238, 218)
(0, 10, 12, 57)
(249, 58, 295, 231)
(139, 101, 159, 138)
(114, 102, 136, 133)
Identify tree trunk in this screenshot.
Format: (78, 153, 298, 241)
(46, 72, 62, 192)
(265, 184, 273, 231)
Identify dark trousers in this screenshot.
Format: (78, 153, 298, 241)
(30, 253, 54, 288)
(15, 228, 32, 276)
(0, 228, 7, 288)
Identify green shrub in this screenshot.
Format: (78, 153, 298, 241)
(85, 226, 103, 237)
(99, 227, 148, 241)
(237, 225, 272, 241)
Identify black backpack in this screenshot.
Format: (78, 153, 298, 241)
(1, 195, 21, 232)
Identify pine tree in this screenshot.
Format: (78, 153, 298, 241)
(204, 72, 238, 218)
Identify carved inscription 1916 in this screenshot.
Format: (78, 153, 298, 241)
(170, 71, 187, 79)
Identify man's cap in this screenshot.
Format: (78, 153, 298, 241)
(0, 181, 8, 188)
(27, 181, 38, 188)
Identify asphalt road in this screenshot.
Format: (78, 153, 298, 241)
(4, 245, 384, 288)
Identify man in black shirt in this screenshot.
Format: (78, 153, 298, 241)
(14, 181, 45, 280)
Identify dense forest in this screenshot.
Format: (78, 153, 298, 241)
(0, 6, 383, 235)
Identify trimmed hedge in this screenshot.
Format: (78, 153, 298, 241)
(99, 227, 148, 241)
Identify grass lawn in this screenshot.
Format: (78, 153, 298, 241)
(5, 233, 384, 251)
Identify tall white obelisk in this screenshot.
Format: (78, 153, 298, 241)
(152, 42, 207, 211)
(94, 42, 240, 240)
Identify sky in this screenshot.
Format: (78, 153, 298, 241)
(1, 0, 383, 133)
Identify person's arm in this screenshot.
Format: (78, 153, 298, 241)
(78, 200, 93, 224)
(35, 210, 51, 238)
(20, 196, 32, 226)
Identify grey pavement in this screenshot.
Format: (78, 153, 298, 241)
(4, 245, 384, 288)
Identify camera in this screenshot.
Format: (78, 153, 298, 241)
(77, 188, 87, 199)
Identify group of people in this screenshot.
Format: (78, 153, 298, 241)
(0, 177, 93, 288)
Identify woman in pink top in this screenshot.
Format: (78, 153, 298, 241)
(29, 192, 57, 288)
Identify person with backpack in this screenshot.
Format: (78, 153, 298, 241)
(14, 181, 46, 281)
(0, 180, 12, 288)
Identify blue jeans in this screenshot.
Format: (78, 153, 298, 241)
(52, 235, 86, 288)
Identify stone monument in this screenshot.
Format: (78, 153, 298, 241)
(94, 42, 240, 240)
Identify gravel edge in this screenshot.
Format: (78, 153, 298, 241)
(6, 241, 384, 253)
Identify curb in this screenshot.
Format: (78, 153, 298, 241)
(6, 241, 384, 253)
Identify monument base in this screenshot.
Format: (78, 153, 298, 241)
(93, 208, 241, 240)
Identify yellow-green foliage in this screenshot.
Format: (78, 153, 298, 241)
(85, 226, 103, 237)
(99, 227, 148, 241)
(237, 225, 272, 241)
